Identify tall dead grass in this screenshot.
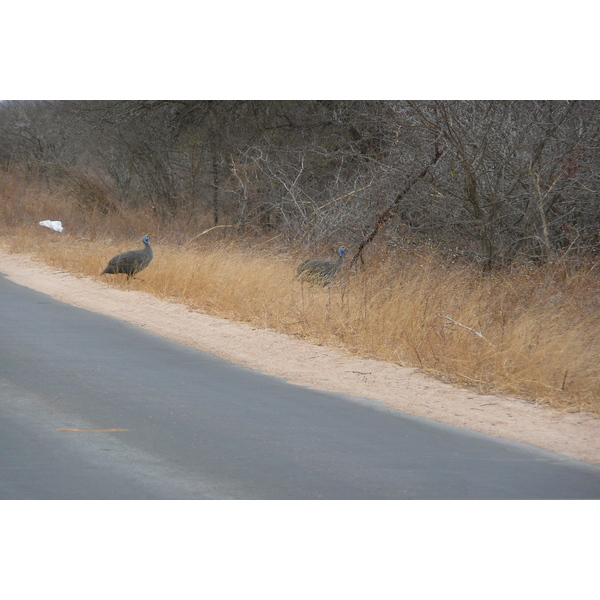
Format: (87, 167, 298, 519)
(2, 168, 599, 413)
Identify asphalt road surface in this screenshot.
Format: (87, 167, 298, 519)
(2, 273, 600, 499)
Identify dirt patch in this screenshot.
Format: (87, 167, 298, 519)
(2, 248, 599, 466)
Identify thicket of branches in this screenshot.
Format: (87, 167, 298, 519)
(1, 100, 598, 268)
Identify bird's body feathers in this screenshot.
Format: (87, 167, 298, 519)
(101, 235, 153, 280)
(297, 247, 346, 285)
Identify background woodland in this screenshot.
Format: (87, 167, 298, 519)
(1, 100, 598, 268)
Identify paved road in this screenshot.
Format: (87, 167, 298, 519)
(1, 274, 600, 499)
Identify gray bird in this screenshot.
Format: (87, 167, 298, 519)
(101, 235, 153, 280)
(296, 247, 347, 285)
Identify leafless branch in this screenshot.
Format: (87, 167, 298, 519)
(439, 315, 495, 346)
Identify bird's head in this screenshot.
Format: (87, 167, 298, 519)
(338, 247, 347, 257)
(142, 235, 150, 245)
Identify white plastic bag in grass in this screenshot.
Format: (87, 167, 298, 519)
(39, 220, 64, 232)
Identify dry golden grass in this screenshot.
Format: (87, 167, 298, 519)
(2, 168, 599, 414)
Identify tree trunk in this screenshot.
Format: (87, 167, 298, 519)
(212, 152, 219, 226)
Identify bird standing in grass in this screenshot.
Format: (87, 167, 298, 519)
(101, 235, 153, 280)
(296, 247, 347, 285)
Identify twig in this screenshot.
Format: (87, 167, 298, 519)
(185, 224, 239, 245)
(317, 185, 372, 211)
(561, 369, 568, 391)
(439, 315, 495, 346)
